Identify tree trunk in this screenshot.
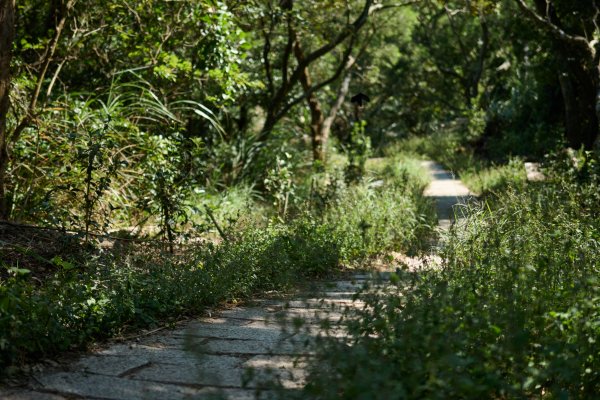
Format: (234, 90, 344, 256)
(557, 49, 599, 150)
(0, 0, 16, 219)
(321, 71, 352, 150)
(293, 40, 326, 162)
(513, 0, 600, 150)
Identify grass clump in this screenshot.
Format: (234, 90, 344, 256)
(321, 181, 433, 261)
(385, 132, 481, 174)
(311, 155, 435, 261)
(300, 156, 600, 399)
(460, 157, 527, 196)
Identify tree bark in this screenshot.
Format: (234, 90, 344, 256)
(515, 0, 599, 149)
(557, 59, 599, 150)
(293, 40, 326, 162)
(0, 0, 16, 219)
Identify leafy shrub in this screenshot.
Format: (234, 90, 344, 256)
(301, 162, 600, 398)
(0, 152, 434, 374)
(189, 184, 265, 235)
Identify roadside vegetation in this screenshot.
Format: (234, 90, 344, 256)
(0, 154, 434, 373)
(299, 151, 600, 399)
(387, 132, 528, 196)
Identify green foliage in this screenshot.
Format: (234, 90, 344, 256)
(386, 132, 481, 175)
(7, 1, 598, 391)
(300, 161, 600, 399)
(388, 134, 528, 195)
(0, 150, 435, 373)
(321, 183, 430, 261)
(306, 155, 435, 261)
(0, 218, 337, 371)
(460, 157, 527, 196)
(264, 151, 296, 219)
(8, 77, 226, 240)
(189, 184, 265, 236)
(343, 121, 372, 183)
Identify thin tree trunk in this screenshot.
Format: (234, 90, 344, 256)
(321, 70, 352, 151)
(0, 0, 73, 219)
(558, 64, 599, 150)
(293, 40, 326, 162)
(0, 0, 16, 219)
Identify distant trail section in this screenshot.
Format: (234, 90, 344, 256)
(420, 160, 473, 231)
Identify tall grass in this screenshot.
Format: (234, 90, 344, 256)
(321, 156, 435, 260)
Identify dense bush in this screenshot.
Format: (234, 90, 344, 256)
(301, 159, 600, 399)
(307, 156, 435, 261)
(322, 183, 432, 261)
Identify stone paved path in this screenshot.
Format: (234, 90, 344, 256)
(421, 161, 472, 232)
(1, 161, 471, 400)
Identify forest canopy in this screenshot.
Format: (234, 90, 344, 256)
(0, 0, 598, 231)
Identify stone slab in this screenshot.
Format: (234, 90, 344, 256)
(183, 322, 285, 342)
(189, 337, 307, 356)
(217, 307, 345, 324)
(127, 355, 242, 387)
(96, 346, 209, 366)
(72, 354, 150, 376)
(243, 355, 308, 389)
(36, 372, 204, 400)
(0, 390, 66, 400)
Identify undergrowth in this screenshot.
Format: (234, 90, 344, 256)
(322, 156, 435, 259)
(0, 220, 339, 371)
(299, 154, 600, 399)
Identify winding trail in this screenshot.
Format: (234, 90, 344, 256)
(1, 161, 472, 400)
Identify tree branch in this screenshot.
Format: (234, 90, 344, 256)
(271, 36, 357, 129)
(285, 0, 373, 91)
(514, 0, 593, 57)
(10, 0, 75, 144)
(259, 0, 374, 139)
(322, 59, 354, 137)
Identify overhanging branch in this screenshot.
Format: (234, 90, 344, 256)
(272, 36, 357, 126)
(514, 0, 593, 57)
